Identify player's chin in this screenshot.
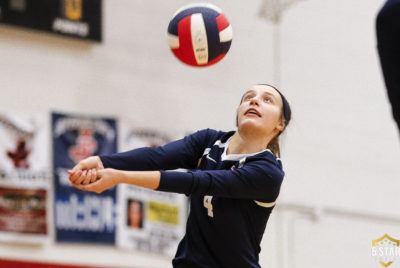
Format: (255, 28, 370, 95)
(238, 119, 265, 131)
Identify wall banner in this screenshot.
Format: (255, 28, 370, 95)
(0, 113, 50, 243)
(0, 0, 102, 41)
(116, 125, 187, 256)
(52, 112, 117, 244)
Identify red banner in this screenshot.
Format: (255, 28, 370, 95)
(0, 258, 106, 268)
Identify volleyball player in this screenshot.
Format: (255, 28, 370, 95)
(68, 84, 291, 268)
(377, 0, 400, 132)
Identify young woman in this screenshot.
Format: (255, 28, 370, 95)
(68, 84, 292, 268)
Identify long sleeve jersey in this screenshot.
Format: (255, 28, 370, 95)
(377, 0, 400, 132)
(100, 129, 285, 268)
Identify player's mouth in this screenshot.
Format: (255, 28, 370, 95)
(244, 108, 261, 117)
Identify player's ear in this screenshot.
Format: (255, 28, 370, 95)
(276, 118, 285, 132)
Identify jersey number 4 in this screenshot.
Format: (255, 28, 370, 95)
(203, 195, 214, 217)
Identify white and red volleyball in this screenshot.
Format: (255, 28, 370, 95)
(167, 3, 233, 67)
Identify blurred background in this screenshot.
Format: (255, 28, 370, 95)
(0, 0, 399, 267)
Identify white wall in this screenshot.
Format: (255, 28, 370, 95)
(280, 0, 400, 215)
(0, 0, 399, 267)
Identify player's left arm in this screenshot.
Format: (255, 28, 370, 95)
(157, 160, 284, 202)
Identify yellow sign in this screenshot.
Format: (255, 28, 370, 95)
(64, 0, 82, 21)
(148, 201, 179, 225)
(372, 234, 400, 267)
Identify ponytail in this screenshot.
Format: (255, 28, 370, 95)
(267, 135, 281, 158)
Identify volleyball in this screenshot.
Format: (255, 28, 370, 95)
(167, 3, 233, 67)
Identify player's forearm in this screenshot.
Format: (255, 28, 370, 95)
(118, 170, 161, 190)
(99, 133, 208, 172)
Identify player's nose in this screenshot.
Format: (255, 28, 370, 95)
(249, 96, 260, 106)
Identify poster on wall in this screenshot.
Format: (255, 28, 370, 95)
(0, 0, 102, 41)
(0, 113, 50, 243)
(52, 112, 117, 244)
(116, 124, 187, 256)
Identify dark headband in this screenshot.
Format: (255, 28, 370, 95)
(258, 84, 291, 124)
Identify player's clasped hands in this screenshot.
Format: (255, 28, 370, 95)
(68, 156, 119, 194)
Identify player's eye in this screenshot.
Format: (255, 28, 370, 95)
(264, 97, 271, 103)
(244, 94, 254, 101)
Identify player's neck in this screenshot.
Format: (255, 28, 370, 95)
(227, 131, 269, 155)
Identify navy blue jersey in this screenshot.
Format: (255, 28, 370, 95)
(100, 129, 284, 268)
(377, 0, 400, 132)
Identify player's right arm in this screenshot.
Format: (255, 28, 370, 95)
(69, 129, 215, 184)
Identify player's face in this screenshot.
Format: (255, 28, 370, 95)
(237, 85, 285, 137)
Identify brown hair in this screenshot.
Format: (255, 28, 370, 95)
(267, 135, 281, 157)
(267, 119, 288, 158)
